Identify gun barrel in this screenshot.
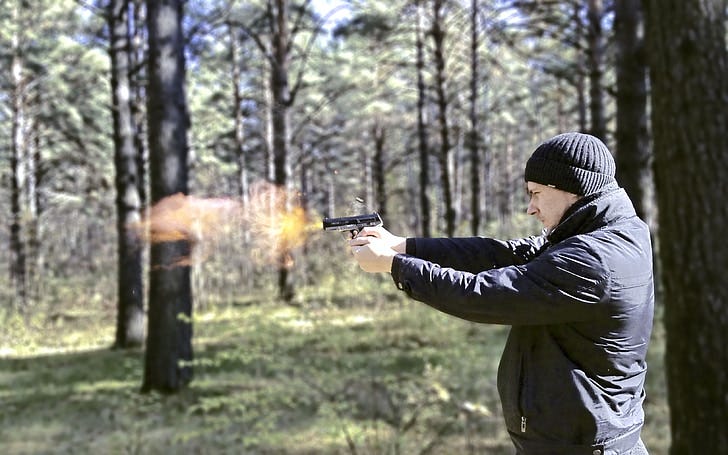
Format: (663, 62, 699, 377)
(322, 212, 382, 231)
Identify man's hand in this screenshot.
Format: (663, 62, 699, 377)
(356, 226, 406, 253)
(349, 226, 405, 273)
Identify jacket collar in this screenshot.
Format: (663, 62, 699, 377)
(547, 183, 637, 244)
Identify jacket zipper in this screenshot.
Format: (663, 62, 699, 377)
(518, 352, 528, 433)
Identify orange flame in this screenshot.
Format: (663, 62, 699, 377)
(244, 183, 318, 268)
(140, 193, 240, 244)
(133, 183, 318, 268)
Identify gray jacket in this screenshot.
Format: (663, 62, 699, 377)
(391, 187, 654, 454)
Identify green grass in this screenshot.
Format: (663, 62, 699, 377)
(0, 283, 669, 454)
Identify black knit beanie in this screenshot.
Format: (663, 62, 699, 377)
(524, 132, 617, 196)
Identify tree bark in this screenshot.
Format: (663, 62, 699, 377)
(431, 0, 455, 236)
(131, 0, 148, 207)
(10, 1, 28, 309)
(586, 0, 606, 140)
(142, 0, 193, 393)
(573, 3, 587, 133)
(468, 0, 481, 236)
(415, 0, 431, 238)
(269, 0, 294, 302)
(227, 21, 252, 290)
(270, 0, 290, 190)
(109, 0, 145, 349)
(644, 0, 728, 452)
(26, 117, 42, 304)
(228, 23, 249, 208)
(614, 0, 650, 222)
(372, 123, 387, 220)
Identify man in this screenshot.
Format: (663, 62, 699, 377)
(349, 132, 653, 454)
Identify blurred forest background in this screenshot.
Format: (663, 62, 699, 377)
(1, 0, 726, 453)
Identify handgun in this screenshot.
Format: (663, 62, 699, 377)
(322, 212, 382, 239)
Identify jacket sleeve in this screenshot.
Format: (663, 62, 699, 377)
(391, 237, 610, 325)
(407, 235, 548, 273)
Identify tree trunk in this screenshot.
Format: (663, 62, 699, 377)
(644, 0, 728, 452)
(586, 0, 606, 140)
(131, 0, 148, 207)
(498, 133, 514, 229)
(26, 120, 42, 304)
(468, 0, 481, 236)
(415, 0, 431, 238)
(109, 0, 145, 349)
(269, 0, 294, 302)
(431, 0, 455, 236)
(142, 0, 193, 393)
(228, 23, 249, 208)
(453, 132, 463, 228)
(573, 4, 587, 133)
(372, 123, 387, 220)
(614, 0, 650, 222)
(10, 2, 28, 310)
(228, 21, 251, 290)
(271, 0, 290, 191)
(363, 147, 373, 214)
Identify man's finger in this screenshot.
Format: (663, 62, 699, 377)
(358, 226, 383, 238)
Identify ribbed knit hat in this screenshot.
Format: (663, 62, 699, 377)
(524, 132, 617, 196)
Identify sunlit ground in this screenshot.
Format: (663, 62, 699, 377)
(1, 283, 668, 454)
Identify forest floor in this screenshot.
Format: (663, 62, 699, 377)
(1, 281, 669, 454)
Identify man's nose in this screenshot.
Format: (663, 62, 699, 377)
(527, 201, 537, 216)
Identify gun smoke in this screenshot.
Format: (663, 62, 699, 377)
(131, 182, 318, 269)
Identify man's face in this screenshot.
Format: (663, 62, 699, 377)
(526, 181, 581, 231)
